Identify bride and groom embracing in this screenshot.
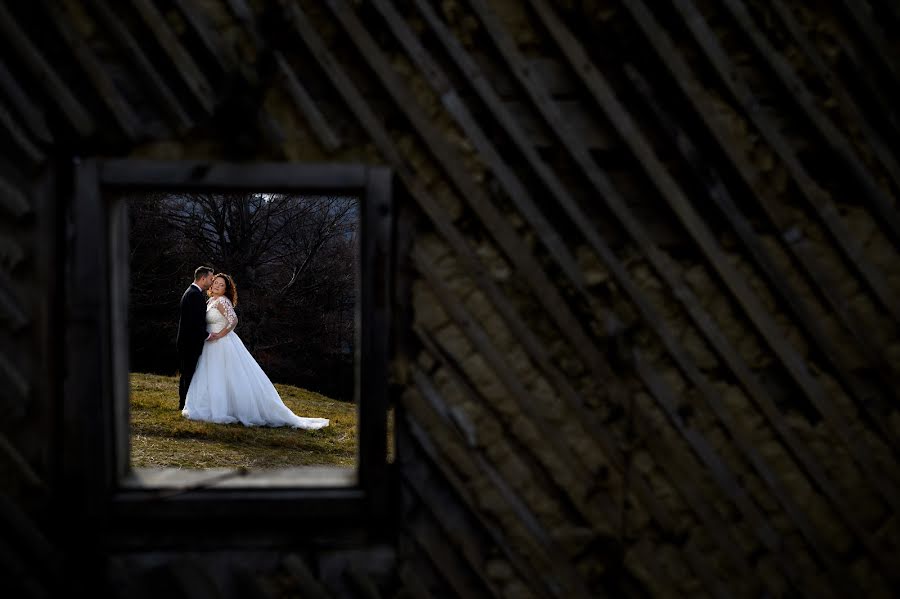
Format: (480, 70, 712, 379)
(175, 266, 329, 429)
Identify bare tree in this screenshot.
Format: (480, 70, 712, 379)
(127, 192, 359, 400)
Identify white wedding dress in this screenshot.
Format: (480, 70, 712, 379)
(182, 296, 329, 429)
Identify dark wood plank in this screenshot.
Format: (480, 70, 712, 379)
(98, 160, 367, 191)
(286, 0, 625, 497)
(281, 554, 332, 599)
(87, 0, 192, 131)
(0, 3, 94, 137)
(285, 2, 628, 424)
(108, 196, 130, 482)
(42, 0, 141, 141)
(222, 0, 254, 24)
(129, 0, 216, 114)
(65, 158, 109, 517)
(527, 3, 879, 588)
(402, 406, 558, 599)
(837, 0, 900, 84)
(624, 60, 899, 446)
(397, 2, 664, 512)
(620, 2, 900, 578)
(358, 166, 393, 520)
(769, 0, 900, 195)
(124, 467, 356, 489)
(624, 53, 897, 389)
(411, 251, 604, 518)
(409, 4, 772, 589)
(0, 493, 59, 568)
(0, 237, 25, 271)
(414, 322, 692, 598)
(412, 295, 737, 595)
(417, 314, 679, 535)
(666, 0, 900, 326)
(371, 0, 588, 298)
(827, 19, 900, 136)
(0, 173, 33, 218)
(721, 0, 900, 245)
(402, 485, 495, 599)
(279, 10, 742, 590)
(0, 61, 52, 144)
(400, 449, 506, 598)
(396, 561, 435, 599)
(0, 101, 45, 165)
(624, 405, 764, 597)
(631, 349, 826, 597)
(501, 99, 615, 150)
(620, 0, 893, 377)
(171, 0, 237, 74)
(472, 5, 848, 591)
(277, 53, 342, 153)
(0, 272, 27, 331)
(408, 369, 595, 599)
(0, 354, 29, 410)
(664, 0, 900, 509)
(319, 0, 620, 394)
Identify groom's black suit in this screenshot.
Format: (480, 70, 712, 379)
(176, 284, 207, 410)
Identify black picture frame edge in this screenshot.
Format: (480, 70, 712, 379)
(63, 158, 396, 548)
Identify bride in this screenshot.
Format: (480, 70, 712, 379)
(182, 273, 329, 430)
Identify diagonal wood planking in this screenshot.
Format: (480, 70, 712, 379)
(317, 0, 622, 396)
(412, 251, 616, 527)
(0, 3, 94, 138)
(767, 1, 900, 212)
(394, 14, 794, 584)
(625, 0, 900, 529)
(0, 62, 53, 146)
(128, 0, 216, 115)
(622, 62, 899, 579)
(667, 0, 900, 325)
(619, 0, 899, 382)
(284, 4, 608, 595)
(0, 101, 45, 166)
(413, 317, 706, 596)
(0, 0, 897, 596)
(369, 0, 589, 300)
(523, 2, 879, 590)
(459, 3, 833, 592)
(666, 0, 900, 507)
(85, 0, 193, 132)
(394, 2, 772, 592)
(405, 372, 583, 598)
(42, 0, 141, 142)
(307, 5, 733, 589)
(719, 0, 900, 245)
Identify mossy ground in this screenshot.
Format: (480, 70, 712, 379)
(129, 372, 359, 469)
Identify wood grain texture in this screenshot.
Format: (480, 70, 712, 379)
(0, 0, 897, 596)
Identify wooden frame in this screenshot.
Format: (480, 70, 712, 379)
(63, 159, 395, 547)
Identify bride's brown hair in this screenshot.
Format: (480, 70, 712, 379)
(210, 273, 238, 307)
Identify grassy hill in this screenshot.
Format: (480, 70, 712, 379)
(129, 372, 358, 469)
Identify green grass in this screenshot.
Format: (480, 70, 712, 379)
(129, 372, 357, 469)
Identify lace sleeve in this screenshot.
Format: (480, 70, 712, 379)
(215, 297, 238, 334)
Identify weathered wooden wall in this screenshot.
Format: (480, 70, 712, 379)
(1, 1, 899, 597)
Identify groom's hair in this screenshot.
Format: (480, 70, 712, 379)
(193, 266, 214, 281)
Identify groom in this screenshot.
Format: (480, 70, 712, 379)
(176, 266, 215, 410)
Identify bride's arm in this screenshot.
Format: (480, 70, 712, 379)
(209, 297, 238, 340)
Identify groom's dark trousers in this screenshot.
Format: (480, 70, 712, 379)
(176, 284, 207, 410)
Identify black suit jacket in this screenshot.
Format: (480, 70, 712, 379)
(176, 285, 207, 356)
